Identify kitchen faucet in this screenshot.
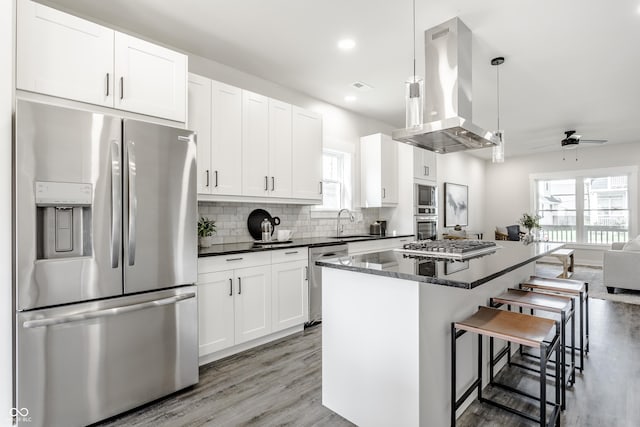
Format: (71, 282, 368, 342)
(336, 209, 355, 237)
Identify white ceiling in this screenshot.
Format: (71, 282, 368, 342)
(43, 0, 640, 159)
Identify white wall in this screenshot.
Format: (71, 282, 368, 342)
(485, 142, 640, 265)
(437, 152, 486, 236)
(188, 54, 396, 210)
(1, 0, 15, 423)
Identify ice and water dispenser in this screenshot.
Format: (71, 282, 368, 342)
(35, 181, 93, 259)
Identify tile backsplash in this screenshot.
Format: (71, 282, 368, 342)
(198, 202, 381, 244)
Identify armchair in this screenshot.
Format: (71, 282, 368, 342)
(495, 225, 526, 241)
(603, 242, 640, 293)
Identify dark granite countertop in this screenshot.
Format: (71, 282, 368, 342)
(198, 234, 415, 257)
(316, 241, 564, 289)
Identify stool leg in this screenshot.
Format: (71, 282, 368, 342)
(570, 300, 576, 385)
(555, 334, 561, 426)
(585, 284, 590, 353)
(451, 324, 457, 427)
(478, 334, 483, 401)
(489, 336, 494, 383)
(560, 311, 566, 410)
(579, 293, 584, 371)
(539, 345, 546, 427)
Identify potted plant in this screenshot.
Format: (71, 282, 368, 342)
(519, 213, 541, 240)
(198, 216, 216, 248)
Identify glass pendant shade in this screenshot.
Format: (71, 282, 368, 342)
(405, 75, 424, 128)
(492, 130, 505, 163)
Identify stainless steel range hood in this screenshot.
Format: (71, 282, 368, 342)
(392, 17, 497, 153)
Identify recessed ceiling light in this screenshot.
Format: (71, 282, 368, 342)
(337, 39, 356, 50)
(344, 95, 357, 102)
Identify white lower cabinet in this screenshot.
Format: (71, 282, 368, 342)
(197, 250, 307, 361)
(234, 265, 272, 344)
(272, 259, 308, 331)
(197, 270, 235, 355)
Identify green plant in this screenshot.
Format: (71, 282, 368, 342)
(198, 216, 216, 237)
(519, 213, 541, 232)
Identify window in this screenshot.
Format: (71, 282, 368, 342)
(534, 171, 632, 244)
(317, 149, 352, 211)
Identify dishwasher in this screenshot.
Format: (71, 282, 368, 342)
(306, 243, 348, 327)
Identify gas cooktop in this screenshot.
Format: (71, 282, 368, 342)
(394, 240, 499, 260)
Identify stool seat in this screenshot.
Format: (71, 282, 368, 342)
(455, 306, 556, 349)
(523, 276, 586, 295)
(493, 288, 572, 313)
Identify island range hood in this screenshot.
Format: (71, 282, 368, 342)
(392, 17, 498, 153)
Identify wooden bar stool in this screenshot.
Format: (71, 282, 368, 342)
(521, 276, 589, 371)
(451, 306, 561, 427)
(490, 288, 575, 410)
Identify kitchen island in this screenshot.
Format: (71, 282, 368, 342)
(317, 240, 563, 427)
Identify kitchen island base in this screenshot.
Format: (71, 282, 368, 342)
(322, 263, 537, 427)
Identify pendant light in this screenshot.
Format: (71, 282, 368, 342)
(491, 56, 505, 163)
(405, 0, 424, 128)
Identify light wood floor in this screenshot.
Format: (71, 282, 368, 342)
(96, 298, 640, 427)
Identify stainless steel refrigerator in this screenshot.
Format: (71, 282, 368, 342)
(14, 100, 199, 427)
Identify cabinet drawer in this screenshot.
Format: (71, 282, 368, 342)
(198, 252, 271, 273)
(271, 248, 308, 264)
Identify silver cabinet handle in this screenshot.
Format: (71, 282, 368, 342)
(105, 73, 110, 97)
(238, 277, 242, 295)
(120, 76, 124, 100)
(285, 251, 298, 255)
(110, 140, 121, 268)
(304, 266, 308, 280)
(383, 188, 386, 198)
(127, 140, 137, 266)
(271, 176, 275, 191)
(215, 170, 219, 188)
(229, 278, 233, 296)
(319, 181, 323, 194)
(23, 293, 196, 329)
(264, 176, 268, 191)
(226, 257, 243, 262)
(206, 170, 210, 187)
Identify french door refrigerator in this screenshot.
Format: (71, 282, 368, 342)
(15, 100, 198, 427)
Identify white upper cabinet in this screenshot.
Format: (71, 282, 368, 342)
(292, 107, 323, 201)
(17, 0, 187, 122)
(114, 33, 187, 122)
(188, 74, 212, 194)
(413, 147, 437, 181)
(17, 0, 114, 107)
(361, 133, 399, 207)
(268, 99, 293, 198)
(211, 80, 243, 195)
(242, 90, 270, 197)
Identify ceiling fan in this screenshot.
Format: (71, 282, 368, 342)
(561, 130, 607, 148)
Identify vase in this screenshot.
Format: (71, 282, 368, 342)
(199, 236, 214, 248)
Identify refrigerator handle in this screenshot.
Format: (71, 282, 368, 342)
(110, 140, 122, 268)
(127, 140, 137, 266)
(22, 293, 196, 329)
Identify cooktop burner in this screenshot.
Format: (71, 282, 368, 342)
(394, 240, 499, 259)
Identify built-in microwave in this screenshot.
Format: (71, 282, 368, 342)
(415, 183, 437, 215)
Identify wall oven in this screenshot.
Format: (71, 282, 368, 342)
(415, 183, 437, 215)
(415, 215, 438, 241)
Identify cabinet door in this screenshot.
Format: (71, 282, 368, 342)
(271, 260, 308, 331)
(211, 80, 242, 195)
(242, 91, 270, 197)
(114, 32, 187, 122)
(268, 99, 293, 198)
(234, 265, 272, 344)
(188, 74, 212, 194)
(292, 107, 323, 200)
(197, 271, 235, 356)
(17, 0, 114, 107)
(413, 147, 436, 180)
(381, 134, 398, 205)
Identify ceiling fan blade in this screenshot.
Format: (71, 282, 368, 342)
(580, 139, 608, 144)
